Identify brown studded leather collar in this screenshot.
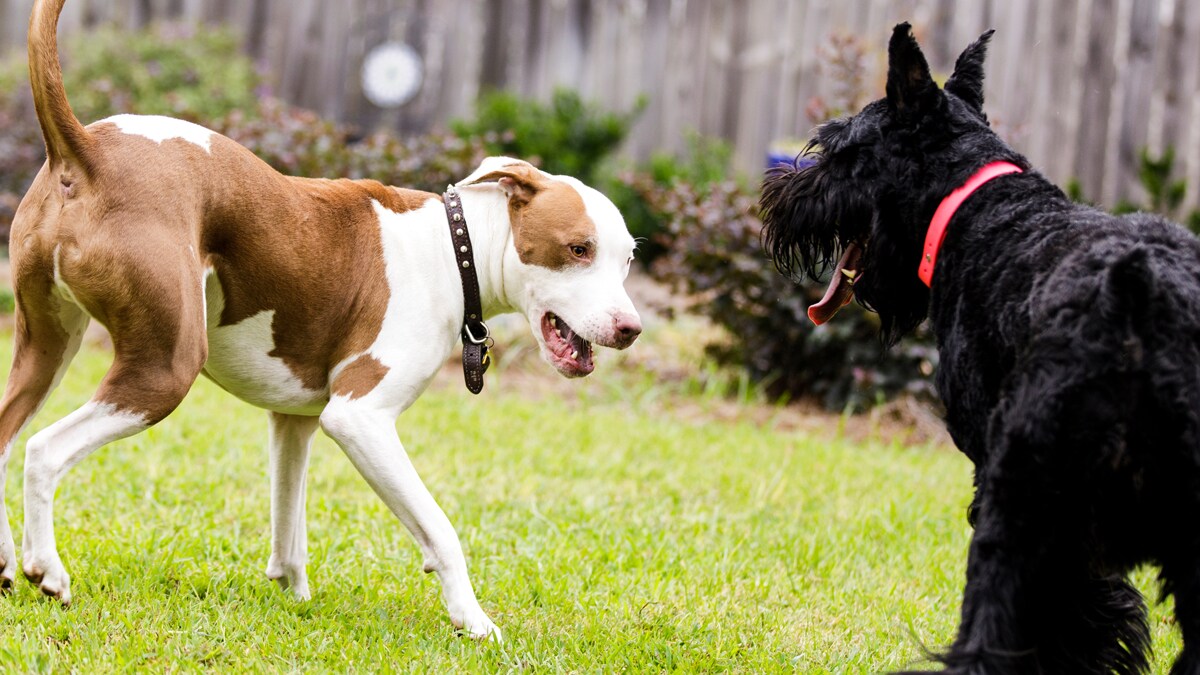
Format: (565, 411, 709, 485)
(443, 187, 492, 394)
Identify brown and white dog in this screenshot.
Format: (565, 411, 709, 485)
(1, 0, 642, 639)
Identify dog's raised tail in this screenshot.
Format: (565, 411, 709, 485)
(28, 0, 93, 172)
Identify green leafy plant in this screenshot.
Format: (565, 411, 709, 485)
(58, 23, 260, 122)
(452, 88, 644, 186)
(0, 23, 263, 233)
(626, 33, 936, 411)
(643, 133, 735, 188)
(1110, 147, 1200, 232)
(216, 98, 492, 193)
(1073, 146, 1200, 231)
(1139, 148, 1189, 214)
(0, 22, 495, 242)
(605, 133, 738, 265)
(0, 23, 260, 126)
(1065, 178, 1087, 205)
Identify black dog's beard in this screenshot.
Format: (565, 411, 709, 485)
(851, 227, 932, 345)
(760, 145, 932, 344)
(760, 156, 868, 284)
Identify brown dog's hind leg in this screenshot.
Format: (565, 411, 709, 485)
(0, 281, 89, 591)
(19, 242, 207, 603)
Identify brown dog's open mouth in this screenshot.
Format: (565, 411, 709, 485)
(808, 243, 864, 325)
(540, 312, 595, 377)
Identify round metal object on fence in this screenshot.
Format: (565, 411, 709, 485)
(361, 41, 423, 108)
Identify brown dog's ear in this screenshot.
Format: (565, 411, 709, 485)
(463, 162, 545, 207)
(886, 22, 940, 117)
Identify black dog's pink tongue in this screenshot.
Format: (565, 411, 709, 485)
(808, 243, 863, 325)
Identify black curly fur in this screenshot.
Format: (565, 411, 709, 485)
(762, 22, 1200, 674)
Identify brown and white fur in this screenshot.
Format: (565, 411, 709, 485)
(1, 0, 642, 639)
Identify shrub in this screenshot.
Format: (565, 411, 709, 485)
(1071, 147, 1200, 234)
(629, 32, 937, 411)
(0, 22, 259, 127)
(0, 21, 495, 240)
(216, 100, 350, 179)
(606, 133, 738, 266)
(347, 129, 499, 193)
(0, 22, 262, 233)
(0, 99, 44, 202)
(804, 33, 872, 125)
(215, 98, 492, 192)
(1110, 147, 1200, 232)
(643, 178, 938, 411)
(452, 88, 644, 186)
(58, 23, 259, 123)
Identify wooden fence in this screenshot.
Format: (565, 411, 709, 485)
(1, 0, 1198, 209)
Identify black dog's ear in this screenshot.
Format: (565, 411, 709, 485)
(945, 29, 995, 113)
(886, 23, 939, 117)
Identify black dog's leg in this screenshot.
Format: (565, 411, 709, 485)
(903, 491, 1149, 675)
(938, 474, 1052, 674)
(939, 488, 1149, 674)
(931, 380, 1151, 675)
(1071, 575, 1150, 675)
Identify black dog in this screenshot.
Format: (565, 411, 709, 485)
(761, 23, 1200, 675)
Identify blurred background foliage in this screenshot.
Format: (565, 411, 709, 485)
(0, 24, 257, 200)
(450, 89, 645, 187)
(0, 23, 938, 412)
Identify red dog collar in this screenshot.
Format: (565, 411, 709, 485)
(918, 161, 1023, 287)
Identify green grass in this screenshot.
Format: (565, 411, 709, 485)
(0, 337, 1183, 672)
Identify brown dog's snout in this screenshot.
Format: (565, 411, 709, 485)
(612, 312, 642, 349)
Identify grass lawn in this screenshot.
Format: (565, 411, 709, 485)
(0, 336, 1183, 672)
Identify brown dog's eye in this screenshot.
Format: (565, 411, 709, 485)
(570, 245, 588, 258)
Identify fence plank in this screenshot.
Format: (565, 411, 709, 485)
(1154, 0, 1200, 209)
(767, 0, 807, 151)
(1073, 0, 1118, 202)
(1181, 0, 1200, 210)
(731, 0, 777, 171)
(1113, 0, 1159, 204)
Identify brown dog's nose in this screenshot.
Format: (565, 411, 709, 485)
(613, 313, 642, 348)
